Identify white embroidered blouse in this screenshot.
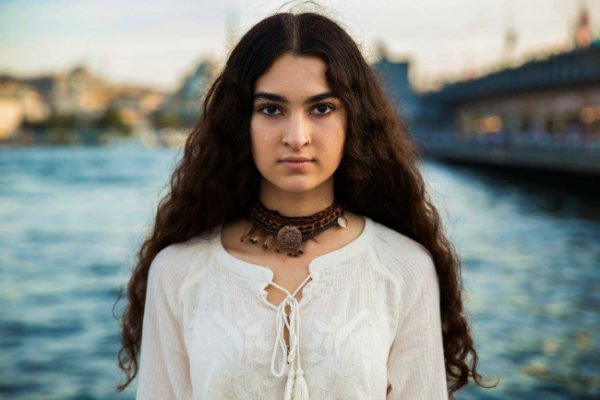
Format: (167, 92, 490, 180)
(135, 216, 449, 399)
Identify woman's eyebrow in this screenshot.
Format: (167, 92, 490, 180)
(253, 91, 336, 104)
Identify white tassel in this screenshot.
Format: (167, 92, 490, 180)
(292, 368, 310, 400)
(283, 368, 295, 400)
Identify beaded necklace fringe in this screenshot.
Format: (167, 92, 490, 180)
(240, 202, 347, 257)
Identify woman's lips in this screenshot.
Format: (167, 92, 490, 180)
(279, 159, 314, 168)
(281, 157, 313, 162)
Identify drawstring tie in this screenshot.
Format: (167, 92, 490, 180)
(268, 275, 312, 400)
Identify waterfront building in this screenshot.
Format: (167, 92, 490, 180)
(169, 60, 218, 126)
(0, 65, 168, 144)
(0, 79, 50, 140)
(372, 44, 420, 125)
(373, 5, 600, 175)
(414, 48, 600, 173)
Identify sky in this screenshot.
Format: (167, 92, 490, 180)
(1, 0, 599, 91)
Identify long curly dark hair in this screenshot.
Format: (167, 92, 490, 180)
(116, 10, 495, 397)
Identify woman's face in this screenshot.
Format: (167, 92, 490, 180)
(250, 53, 346, 196)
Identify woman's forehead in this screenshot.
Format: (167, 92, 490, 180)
(254, 54, 330, 99)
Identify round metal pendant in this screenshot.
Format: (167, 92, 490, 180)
(277, 225, 303, 253)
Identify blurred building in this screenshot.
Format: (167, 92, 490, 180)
(49, 66, 110, 117)
(167, 60, 218, 126)
(372, 43, 420, 125)
(374, 4, 600, 176)
(0, 65, 167, 141)
(0, 79, 50, 139)
(415, 43, 600, 174)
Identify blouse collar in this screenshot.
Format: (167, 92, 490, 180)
(212, 216, 375, 286)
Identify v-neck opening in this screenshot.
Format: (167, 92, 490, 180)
(261, 275, 314, 310)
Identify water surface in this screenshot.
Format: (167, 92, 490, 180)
(1, 141, 598, 399)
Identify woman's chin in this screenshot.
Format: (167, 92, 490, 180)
(267, 178, 324, 194)
(277, 183, 320, 193)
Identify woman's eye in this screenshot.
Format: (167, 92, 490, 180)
(312, 103, 335, 116)
(314, 103, 335, 115)
(259, 105, 281, 116)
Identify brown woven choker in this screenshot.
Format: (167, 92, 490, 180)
(240, 201, 347, 257)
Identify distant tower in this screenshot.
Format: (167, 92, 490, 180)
(373, 39, 389, 62)
(574, 1, 592, 48)
(503, 0, 517, 66)
(503, 26, 518, 62)
(225, 7, 240, 52)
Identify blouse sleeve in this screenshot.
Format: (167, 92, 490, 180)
(386, 254, 448, 399)
(136, 248, 192, 399)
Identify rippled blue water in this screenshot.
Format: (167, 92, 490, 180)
(1, 140, 598, 399)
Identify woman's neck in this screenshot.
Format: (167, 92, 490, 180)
(259, 181, 335, 217)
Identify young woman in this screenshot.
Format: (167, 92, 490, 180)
(117, 10, 491, 400)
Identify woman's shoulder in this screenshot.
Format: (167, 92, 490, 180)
(147, 232, 218, 291)
(369, 219, 437, 286)
(154, 233, 216, 263)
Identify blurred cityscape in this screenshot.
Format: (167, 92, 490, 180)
(0, 59, 216, 148)
(1, 4, 598, 175)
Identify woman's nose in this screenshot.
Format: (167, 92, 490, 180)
(282, 113, 311, 149)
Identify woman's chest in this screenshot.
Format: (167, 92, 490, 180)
(184, 278, 395, 397)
